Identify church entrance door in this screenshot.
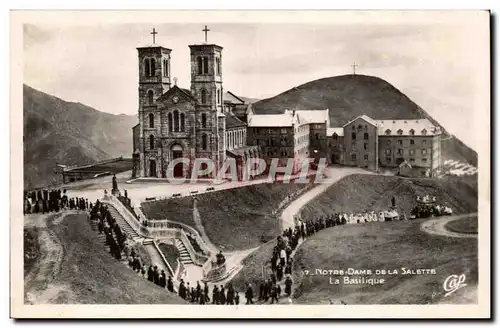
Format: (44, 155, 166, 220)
(149, 160, 157, 177)
(171, 144, 184, 178)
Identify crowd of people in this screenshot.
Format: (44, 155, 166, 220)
(90, 200, 127, 260)
(24, 188, 91, 214)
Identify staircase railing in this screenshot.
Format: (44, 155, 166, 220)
(102, 194, 209, 266)
(166, 220, 212, 256)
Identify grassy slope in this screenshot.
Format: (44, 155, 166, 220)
(32, 213, 185, 304)
(445, 216, 478, 234)
(300, 175, 478, 220)
(142, 183, 305, 251)
(252, 74, 477, 166)
(158, 243, 180, 273)
(196, 184, 304, 250)
(24, 228, 40, 277)
(292, 219, 478, 304)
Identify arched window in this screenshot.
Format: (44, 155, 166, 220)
(217, 89, 221, 104)
(203, 57, 209, 74)
(202, 134, 208, 150)
(180, 113, 185, 132)
(163, 59, 169, 77)
(197, 57, 203, 74)
(201, 113, 207, 128)
(150, 58, 155, 76)
(174, 110, 179, 132)
(333, 133, 338, 140)
(149, 113, 154, 128)
(168, 113, 173, 132)
(409, 129, 415, 136)
(144, 58, 151, 77)
(421, 129, 427, 135)
(364, 132, 369, 140)
(147, 90, 154, 105)
(149, 135, 155, 150)
(397, 129, 403, 135)
(201, 89, 207, 104)
(385, 129, 391, 135)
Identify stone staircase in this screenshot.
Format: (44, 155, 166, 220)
(106, 205, 144, 243)
(175, 239, 194, 264)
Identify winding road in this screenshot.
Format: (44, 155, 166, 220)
(420, 213, 478, 239)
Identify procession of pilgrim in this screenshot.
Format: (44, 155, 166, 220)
(293, 195, 454, 226)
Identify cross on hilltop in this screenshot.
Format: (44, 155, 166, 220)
(351, 62, 358, 75)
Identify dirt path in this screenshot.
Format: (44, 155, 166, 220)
(420, 213, 478, 239)
(24, 211, 80, 304)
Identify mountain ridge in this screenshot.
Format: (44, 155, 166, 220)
(23, 84, 137, 189)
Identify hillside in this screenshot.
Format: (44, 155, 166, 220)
(23, 85, 137, 189)
(252, 75, 477, 166)
(24, 212, 186, 304)
(299, 174, 478, 220)
(239, 96, 260, 104)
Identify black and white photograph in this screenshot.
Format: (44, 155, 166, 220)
(10, 10, 490, 319)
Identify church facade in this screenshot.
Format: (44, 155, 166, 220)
(132, 38, 259, 179)
(132, 30, 442, 179)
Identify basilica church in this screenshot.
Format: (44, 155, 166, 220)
(132, 28, 259, 179)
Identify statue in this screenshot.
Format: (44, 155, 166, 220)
(112, 174, 118, 196)
(391, 196, 396, 207)
(124, 189, 128, 199)
(216, 250, 226, 266)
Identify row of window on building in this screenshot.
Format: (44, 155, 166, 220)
(147, 111, 218, 131)
(348, 153, 429, 163)
(147, 111, 186, 132)
(385, 148, 429, 156)
(227, 130, 245, 150)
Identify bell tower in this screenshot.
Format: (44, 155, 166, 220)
(189, 25, 225, 175)
(137, 28, 172, 177)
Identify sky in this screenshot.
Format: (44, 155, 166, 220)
(23, 13, 488, 151)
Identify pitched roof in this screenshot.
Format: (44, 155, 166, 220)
(156, 85, 196, 102)
(294, 110, 329, 124)
(180, 88, 195, 99)
(223, 91, 245, 105)
(225, 114, 247, 129)
(327, 127, 344, 136)
(248, 113, 295, 127)
(377, 119, 440, 136)
(342, 115, 378, 127)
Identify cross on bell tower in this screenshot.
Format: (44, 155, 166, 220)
(202, 25, 210, 43)
(151, 27, 158, 44)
